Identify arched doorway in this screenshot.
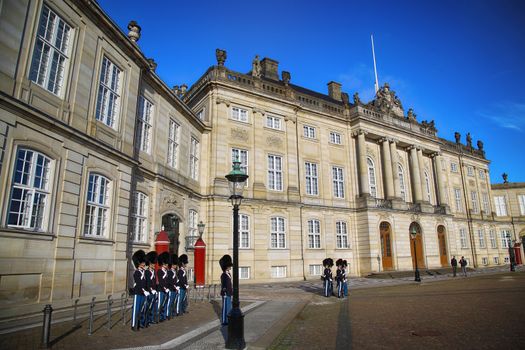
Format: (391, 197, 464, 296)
(380, 222, 393, 270)
(162, 213, 180, 254)
(437, 225, 448, 267)
(409, 222, 425, 269)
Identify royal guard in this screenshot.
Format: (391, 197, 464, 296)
(144, 251, 158, 326)
(166, 254, 178, 320)
(157, 252, 170, 322)
(322, 258, 334, 297)
(343, 260, 348, 296)
(219, 254, 233, 325)
(176, 254, 189, 316)
(335, 259, 344, 298)
(131, 250, 147, 331)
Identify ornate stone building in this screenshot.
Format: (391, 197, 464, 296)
(0, 0, 520, 326)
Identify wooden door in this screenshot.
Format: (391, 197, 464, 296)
(438, 226, 448, 267)
(410, 234, 426, 269)
(380, 222, 393, 270)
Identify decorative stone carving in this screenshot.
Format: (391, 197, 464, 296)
(353, 92, 361, 105)
(252, 107, 265, 115)
(477, 140, 484, 151)
(252, 55, 261, 78)
(469, 180, 475, 187)
(281, 71, 291, 85)
(407, 108, 417, 121)
(231, 127, 249, 142)
(147, 58, 157, 72)
(163, 193, 181, 208)
(216, 97, 231, 106)
(421, 119, 436, 132)
(341, 92, 350, 105)
(466, 132, 473, 148)
(454, 131, 461, 144)
(369, 83, 404, 117)
(127, 21, 141, 42)
(502, 173, 508, 183)
(216, 48, 227, 66)
(284, 115, 297, 124)
(266, 135, 283, 148)
(180, 84, 187, 96)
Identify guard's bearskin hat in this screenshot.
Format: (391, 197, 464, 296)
(327, 258, 334, 267)
(322, 258, 329, 267)
(171, 254, 178, 267)
(158, 252, 170, 266)
(132, 250, 146, 268)
(343, 260, 348, 267)
(336, 258, 343, 267)
(145, 251, 158, 266)
(219, 254, 233, 271)
(179, 254, 189, 265)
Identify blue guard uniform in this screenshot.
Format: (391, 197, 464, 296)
(322, 258, 334, 297)
(176, 254, 189, 316)
(144, 251, 158, 326)
(131, 250, 147, 331)
(335, 259, 344, 298)
(157, 252, 170, 322)
(219, 254, 233, 325)
(166, 254, 178, 319)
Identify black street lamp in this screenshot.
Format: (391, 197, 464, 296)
(410, 225, 421, 282)
(225, 159, 248, 349)
(197, 221, 205, 238)
(508, 237, 516, 272)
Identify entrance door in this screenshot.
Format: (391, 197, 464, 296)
(162, 214, 180, 254)
(409, 223, 426, 269)
(437, 225, 448, 267)
(380, 222, 393, 270)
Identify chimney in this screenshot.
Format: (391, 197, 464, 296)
(327, 81, 342, 101)
(260, 58, 279, 80)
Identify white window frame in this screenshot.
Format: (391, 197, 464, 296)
(309, 264, 323, 276)
(239, 267, 250, 279)
(450, 162, 458, 173)
(271, 266, 287, 278)
(7, 148, 53, 231)
(231, 107, 248, 122)
(329, 131, 342, 145)
(493, 256, 500, 264)
(482, 192, 490, 213)
(460, 228, 468, 249)
(467, 166, 474, 176)
(268, 154, 283, 191)
(398, 164, 407, 202)
(494, 196, 507, 216)
(332, 166, 345, 199)
(266, 115, 282, 130)
(29, 5, 73, 96)
(186, 209, 198, 249)
(239, 214, 250, 249)
(478, 229, 485, 248)
(83, 173, 111, 237)
(307, 219, 321, 249)
(518, 194, 525, 215)
(367, 157, 377, 198)
(303, 125, 316, 139)
(190, 137, 199, 180)
(270, 217, 286, 249)
(131, 192, 148, 243)
(95, 56, 121, 128)
(137, 96, 153, 153)
(196, 108, 205, 121)
(489, 229, 497, 249)
(305, 162, 319, 196)
(481, 257, 488, 265)
(501, 230, 511, 248)
(454, 188, 462, 213)
(167, 119, 180, 168)
(504, 257, 510, 264)
(471, 191, 479, 214)
(336, 221, 349, 249)
(479, 170, 486, 180)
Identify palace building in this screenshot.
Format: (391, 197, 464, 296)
(0, 0, 522, 326)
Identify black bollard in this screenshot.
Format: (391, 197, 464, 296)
(107, 295, 113, 330)
(88, 297, 96, 335)
(73, 299, 79, 327)
(40, 304, 53, 348)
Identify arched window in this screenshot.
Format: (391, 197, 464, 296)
(84, 173, 111, 237)
(7, 148, 53, 231)
(424, 171, 432, 202)
(131, 192, 148, 243)
(398, 163, 406, 201)
(367, 157, 377, 198)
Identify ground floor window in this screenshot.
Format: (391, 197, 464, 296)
(309, 264, 323, 276)
(481, 257, 488, 265)
(271, 266, 287, 278)
(493, 257, 500, 264)
(239, 267, 250, 279)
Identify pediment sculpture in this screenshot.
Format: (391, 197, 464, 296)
(368, 83, 404, 117)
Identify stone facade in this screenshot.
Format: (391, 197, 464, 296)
(0, 0, 520, 324)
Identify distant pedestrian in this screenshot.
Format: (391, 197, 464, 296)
(322, 258, 334, 297)
(342, 260, 348, 296)
(459, 256, 467, 277)
(219, 255, 233, 325)
(451, 256, 458, 277)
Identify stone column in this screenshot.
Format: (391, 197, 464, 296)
(356, 130, 369, 197)
(417, 148, 428, 202)
(408, 146, 422, 202)
(380, 138, 394, 199)
(285, 114, 300, 202)
(432, 153, 448, 206)
(390, 139, 401, 199)
(252, 108, 267, 199)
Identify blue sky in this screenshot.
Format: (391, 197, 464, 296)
(99, 0, 525, 183)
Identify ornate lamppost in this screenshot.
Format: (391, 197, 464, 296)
(225, 159, 248, 349)
(410, 225, 421, 282)
(197, 221, 205, 238)
(508, 237, 516, 272)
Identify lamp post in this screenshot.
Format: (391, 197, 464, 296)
(508, 237, 516, 272)
(410, 225, 421, 282)
(197, 221, 205, 238)
(225, 159, 248, 349)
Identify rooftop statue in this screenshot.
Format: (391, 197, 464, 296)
(370, 83, 404, 117)
(454, 132, 461, 144)
(353, 92, 361, 105)
(477, 140, 484, 151)
(466, 132, 473, 148)
(252, 55, 261, 78)
(215, 48, 227, 66)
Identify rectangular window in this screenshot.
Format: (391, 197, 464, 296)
(131, 192, 148, 243)
(266, 115, 282, 130)
(482, 193, 490, 213)
(479, 170, 485, 180)
(336, 221, 349, 249)
(309, 264, 323, 276)
(305, 162, 318, 196)
(518, 194, 525, 215)
(95, 56, 121, 128)
(29, 5, 72, 96)
(467, 166, 474, 176)
(84, 173, 110, 237)
(271, 266, 287, 278)
(307, 219, 321, 249)
(494, 196, 507, 216)
(501, 230, 511, 248)
(231, 107, 248, 122)
(167, 119, 180, 168)
(7, 149, 52, 231)
(482, 257, 488, 265)
(471, 191, 479, 214)
(239, 214, 250, 249)
(270, 217, 286, 249)
(190, 137, 199, 180)
(329, 131, 342, 145)
(268, 155, 283, 191)
(450, 163, 458, 173)
(137, 96, 153, 153)
(493, 256, 500, 264)
(478, 229, 485, 248)
(239, 267, 250, 279)
(332, 166, 345, 198)
(504, 257, 510, 264)
(231, 148, 248, 175)
(196, 108, 205, 120)
(460, 228, 468, 249)
(186, 210, 198, 249)
(489, 229, 497, 248)
(303, 125, 316, 139)
(454, 188, 462, 213)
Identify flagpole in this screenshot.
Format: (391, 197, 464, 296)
(371, 34, 379, 94)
